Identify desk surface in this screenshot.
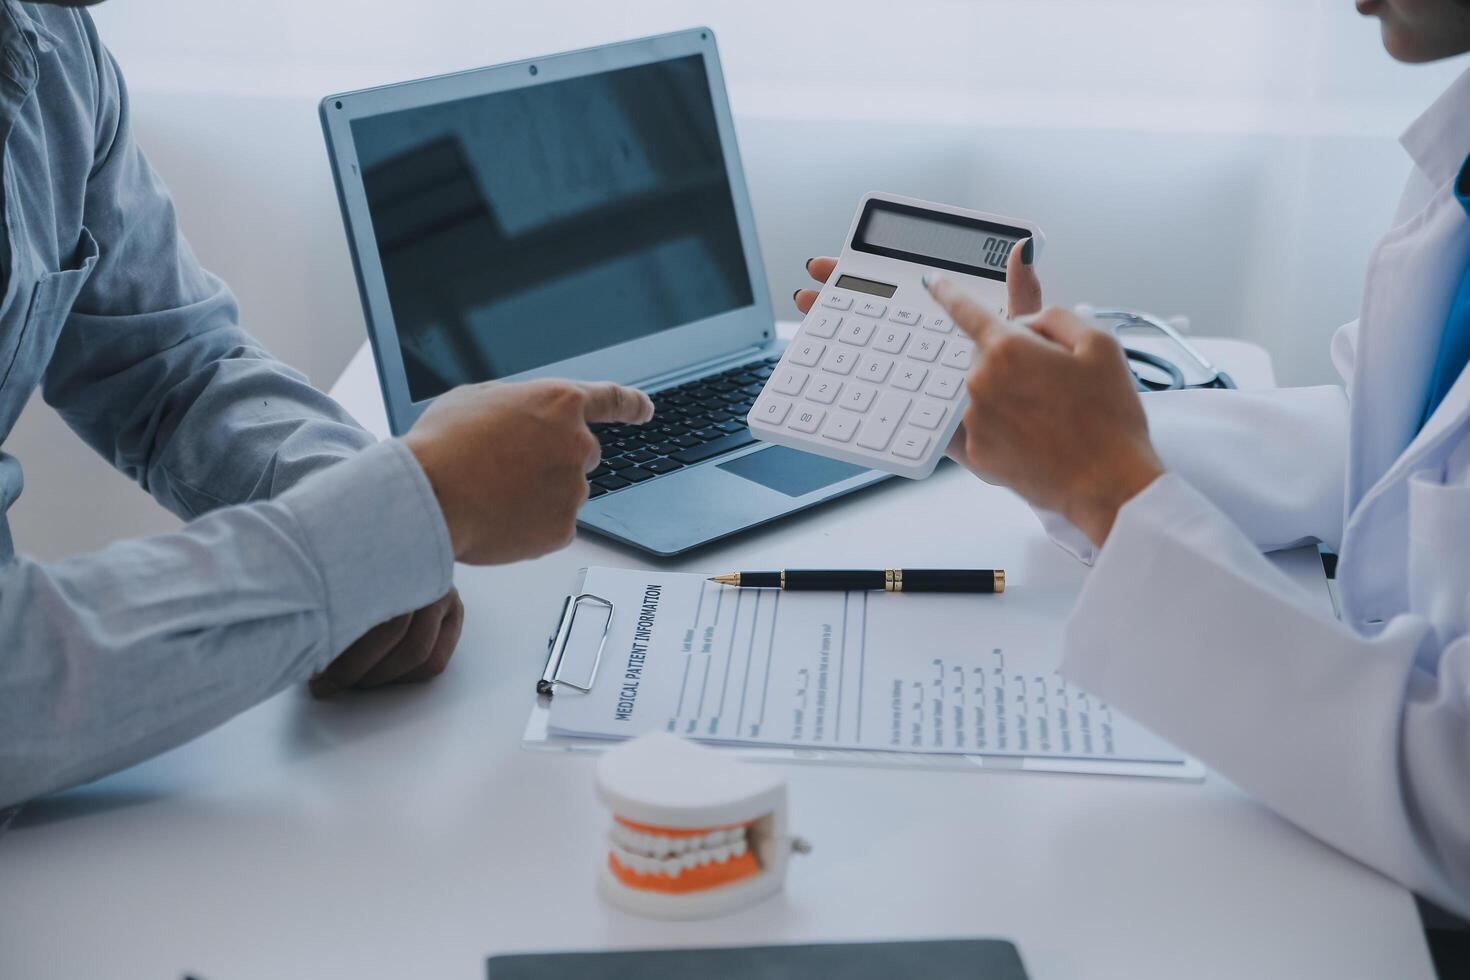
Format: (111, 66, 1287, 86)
(0, 334, 1433, 980)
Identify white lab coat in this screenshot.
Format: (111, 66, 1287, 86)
(1054, 67, 1470, 916)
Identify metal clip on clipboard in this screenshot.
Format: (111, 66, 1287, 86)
(538, 593, 615, 697)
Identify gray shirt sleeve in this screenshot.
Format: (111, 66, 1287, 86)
(0, 14, 455, 809)
(41, 28, 376, 516)
(0, 439, 455, 809)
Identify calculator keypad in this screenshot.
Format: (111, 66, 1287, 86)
(753, 280, 999, 476)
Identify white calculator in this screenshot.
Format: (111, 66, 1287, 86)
(748, 192, 1043, 479)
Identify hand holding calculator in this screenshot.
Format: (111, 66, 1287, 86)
(748, 193, 1043, 479)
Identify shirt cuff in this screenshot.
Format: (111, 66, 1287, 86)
(277, 439, 454, 657)
(1033, 505, 1099, 565)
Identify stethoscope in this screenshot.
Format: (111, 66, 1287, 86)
(1089, 308, 1237, 392)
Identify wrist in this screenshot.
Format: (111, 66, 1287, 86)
(402, 435, 469, 561)
(1065, 453, 1165, 549)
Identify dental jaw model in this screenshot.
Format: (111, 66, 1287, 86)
(594, 733, 804, 919)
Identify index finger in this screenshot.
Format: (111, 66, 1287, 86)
(925, 275, 1008, 348)
(576, 381, 655, 424)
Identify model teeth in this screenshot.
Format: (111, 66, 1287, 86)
(610, 823, 749, 858)
(609, 837, 751, 877)
(607, 822, 753, 872)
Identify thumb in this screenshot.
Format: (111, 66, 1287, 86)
(576, 381, 655, 424)
(1005, 237, 1042, 317)
(1019, 306, 1094, 352)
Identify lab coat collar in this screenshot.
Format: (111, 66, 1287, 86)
(1401, 64, 1470, 190)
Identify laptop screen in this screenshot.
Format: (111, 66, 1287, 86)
(350, 54, 756, 402)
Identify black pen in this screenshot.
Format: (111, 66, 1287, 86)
(708, 569, 1004, 593)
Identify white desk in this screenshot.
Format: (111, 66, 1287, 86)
(0, 334, 1434, 980)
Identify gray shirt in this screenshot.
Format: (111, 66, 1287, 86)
(0, 3, 453, 808)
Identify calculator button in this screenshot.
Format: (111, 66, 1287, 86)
(789, 340, 826, 367)
(841, 382, 880, 412)
(788, 406, 827, 433)
(892, 428, 931, 460)
(808, 378, 842, 404)
(924, 369, 965, 400)
(890, 308, 921, 326)
(873, 327, 911, 355)
(892, 365, 928, 391)
(821, 412, 860, 442)
(821, 348, 859, 375)
(772, 367, 809, 395)
(942, 343, 975, 370)
(753, 395, 792, 425)
(804, 314, 842, 339)
(856, 300, 887, 318)
(924, 316, 954, 334)
(822, 292, 854, 311)
(838, 318, 877, 346)
(909, 401, 948, 430)
(859, 354, 895, 384)
(909, 336, 943, 362)
(855, 391, 912, 451)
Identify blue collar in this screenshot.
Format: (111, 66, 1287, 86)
(1457, 151, 1470, 218)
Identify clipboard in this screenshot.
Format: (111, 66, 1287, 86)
(523, 569, 1208, 781)
(537, 591, 615, 697)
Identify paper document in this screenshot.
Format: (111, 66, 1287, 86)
(546, 567, 1192, 774)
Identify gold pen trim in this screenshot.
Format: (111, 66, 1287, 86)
(779, 570, 786, 590)
(709, 573, 741, 586)
(995, 569, 1005, 593)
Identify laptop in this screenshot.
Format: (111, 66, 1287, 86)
(320, 28, 890, 556)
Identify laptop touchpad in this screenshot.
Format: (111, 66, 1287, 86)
(718, 447, 870, 498)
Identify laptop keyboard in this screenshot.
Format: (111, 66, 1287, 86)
(586, 355, 781, 498)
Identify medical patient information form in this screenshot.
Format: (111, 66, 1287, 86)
(544, 568, 1198, 778)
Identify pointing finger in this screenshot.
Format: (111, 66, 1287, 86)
(577, 381, 654, 424)
(1005, 238, 1042, 317)
(925, 275, 1007, 348)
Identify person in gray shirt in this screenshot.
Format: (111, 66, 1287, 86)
(0, 0, 653, 809)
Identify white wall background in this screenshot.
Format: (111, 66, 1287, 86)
(8, 0, 1467, 559)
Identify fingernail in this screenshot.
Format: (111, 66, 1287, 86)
(804, 257, 815, 272)
(792, 289, 801, 303)
(921, 272, 933, 289)
(1021, 238, 1034, 265)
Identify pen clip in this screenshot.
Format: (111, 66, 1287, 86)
(538, 592, 615, 697)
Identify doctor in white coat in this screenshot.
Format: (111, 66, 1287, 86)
(797, 0, 1470, 919)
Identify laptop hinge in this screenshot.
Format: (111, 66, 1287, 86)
(630, 341, 775, 393)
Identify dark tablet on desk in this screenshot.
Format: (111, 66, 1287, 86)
(486, 938, 1029, 979)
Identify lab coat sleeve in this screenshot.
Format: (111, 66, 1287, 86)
(1036, 385, 1350, 562)
(40, 24, 374, 519)
(1062, 472, 1470, 916)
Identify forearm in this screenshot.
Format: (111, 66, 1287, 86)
(0, 440, 452, 807)
(48, 296, 374, 517)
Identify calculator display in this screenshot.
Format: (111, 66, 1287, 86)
(852, 200, 1029, 282)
